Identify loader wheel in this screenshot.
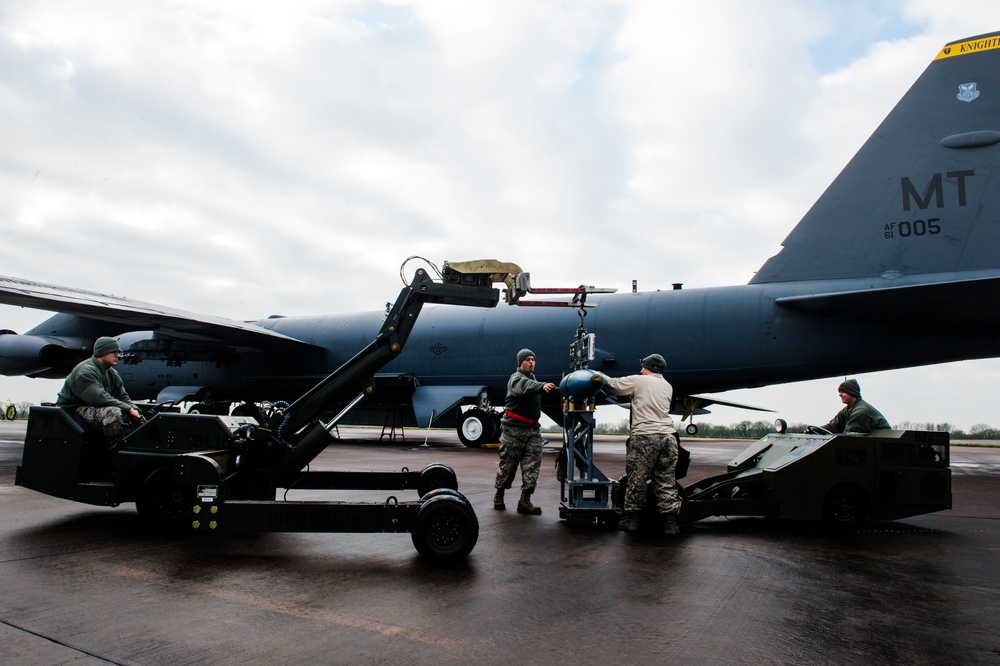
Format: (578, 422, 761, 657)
(823, 485, 868, 529)
(411, 495, 479, 561)
(418, 463, 458, 497)
(419, 487, 469, 504)
(136, 467, 193, 528)
(457, 409, 495, 447)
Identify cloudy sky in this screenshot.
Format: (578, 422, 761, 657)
(3, 1, 1000, 430)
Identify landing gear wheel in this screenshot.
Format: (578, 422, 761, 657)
(823, 485, 868, 529)
(411, 495, 479, 561)
(806, 425, 832, 435)
(136, 467, 193, 528)
(457, 409, 496, 447)
(417, 463, 459, 497)
(685, 423, 698, 436)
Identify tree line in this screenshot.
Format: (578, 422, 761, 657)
(584, 418, 1000, 440)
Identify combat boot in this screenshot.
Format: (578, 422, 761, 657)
(663, 515, 680, 535)
(493, 489, 506, 511)
(618, 512, 640, 532)
(516, 492, 542, 515)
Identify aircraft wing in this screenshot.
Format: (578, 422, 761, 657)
(0, 274, 314, 350)
(775, 276, 1000, 324)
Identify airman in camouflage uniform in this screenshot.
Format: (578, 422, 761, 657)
(494, 348, 556, 515)
(598, 353, 681, 534)
(56, 336, 141, 451)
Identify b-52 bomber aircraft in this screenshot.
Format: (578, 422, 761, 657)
(4, 31, 1000, 444)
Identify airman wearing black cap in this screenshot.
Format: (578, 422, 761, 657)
(56, 336, 141, 450)
(598, 353, 681, 535)
(821, 378, 890, 434)
(493, 348, 557, 515)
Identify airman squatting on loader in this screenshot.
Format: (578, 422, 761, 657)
(55, 336, 141, 451)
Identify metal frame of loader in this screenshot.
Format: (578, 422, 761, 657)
(557, 313, 623, 526)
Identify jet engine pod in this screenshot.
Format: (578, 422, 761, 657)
(559, 369, 605, 400)
(0, 332, 87, 376)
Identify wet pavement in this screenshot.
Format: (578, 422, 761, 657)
(2, 420, 1000, 665)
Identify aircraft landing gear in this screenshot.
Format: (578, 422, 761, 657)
(457, 408, 499, 447)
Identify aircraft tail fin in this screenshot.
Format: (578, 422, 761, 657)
(751, 32, 1000, 284)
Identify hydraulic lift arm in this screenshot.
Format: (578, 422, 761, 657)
(268, 260, 521, 483)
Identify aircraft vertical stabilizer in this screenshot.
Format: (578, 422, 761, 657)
(752, 32, 1000, 284)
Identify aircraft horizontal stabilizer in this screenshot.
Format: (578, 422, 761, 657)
(685, 395, 775, 414)
(608, 394, 774, 417)
(775, 276, 1000, 324)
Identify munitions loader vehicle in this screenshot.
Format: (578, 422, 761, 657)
(15, 259, 539, 562)
(679, 425, 952, 527)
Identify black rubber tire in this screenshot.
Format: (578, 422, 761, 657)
(823, 485, 868, 529)
(135, 467, 193, 528)
(457, 409, 496, 447)
(685, 423, 698, 436)
(419, 487, 469, 504)
(411, 495, 479, 561)
(418, 463, 459, 497)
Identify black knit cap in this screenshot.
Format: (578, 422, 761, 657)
(640, 354, 666, 373)
(838, 379, 861, 398)
(92, 336, 121, 358)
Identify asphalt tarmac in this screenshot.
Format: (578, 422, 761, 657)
(2, 420, 1000, 665)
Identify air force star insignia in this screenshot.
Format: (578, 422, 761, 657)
(957, 82, 980, 103)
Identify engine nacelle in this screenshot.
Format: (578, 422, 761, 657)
(0, 332, 87, 376)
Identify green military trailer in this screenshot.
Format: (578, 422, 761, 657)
(680, 428, 952, 527)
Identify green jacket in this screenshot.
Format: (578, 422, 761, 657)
(55, 357, 135, 411)
(822, 398, 890, 434)
(501, 369, 547, 426)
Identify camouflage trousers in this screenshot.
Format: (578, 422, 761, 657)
(75, 406, 129, 451)
(624, 433, 681, 515)
(494, 424, 545, 494)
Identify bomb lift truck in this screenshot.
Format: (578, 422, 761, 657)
(15, 259, 537, 562)
(555, 320, 951, 529)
